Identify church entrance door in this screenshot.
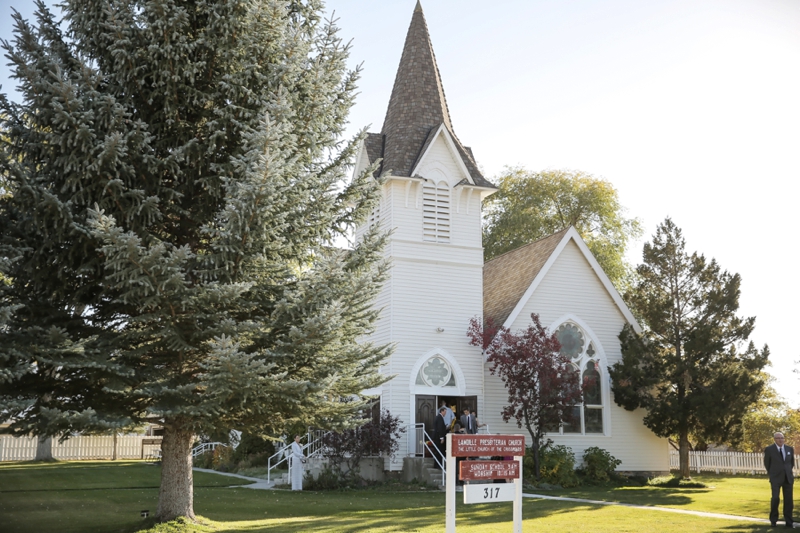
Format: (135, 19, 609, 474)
(414, 394, 478, 455)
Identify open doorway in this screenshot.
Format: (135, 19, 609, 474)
(414, 394, 478, 453)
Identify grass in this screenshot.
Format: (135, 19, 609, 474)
(544, 473, 773, 519)
(0, 461, 781, 533)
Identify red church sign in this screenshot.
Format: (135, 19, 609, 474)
(460, 460, 520, 481)
(450, 434, 525, 457)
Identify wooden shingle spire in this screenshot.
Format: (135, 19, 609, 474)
(380, 1, 452, 177)
(376, 2, 493, 188)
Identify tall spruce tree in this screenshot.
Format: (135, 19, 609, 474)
(0, 0, 390, 521)
(609, 218, 768, 478)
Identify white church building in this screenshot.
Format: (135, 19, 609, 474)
(353, 2, 668, 474)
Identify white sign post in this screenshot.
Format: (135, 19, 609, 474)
(446, 433, 456, 533)
(445, 433, 524, 532)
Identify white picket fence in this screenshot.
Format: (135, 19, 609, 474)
(669, 450, 800, 476)
(0, 435, 162, 461)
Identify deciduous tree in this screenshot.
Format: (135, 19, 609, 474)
(609, 218, 768, 478)
(468, 314, 584, 480)
(0, 0, 389, 521)
(734, 376, 800, 452)
(482, 167, 641, 287)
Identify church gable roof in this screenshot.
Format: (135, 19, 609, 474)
(483, 229, 569, 327)
(483, 227, 641, 332)
(378, 2, 494, 189)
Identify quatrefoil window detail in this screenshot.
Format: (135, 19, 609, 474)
(416, 356, 456, 387)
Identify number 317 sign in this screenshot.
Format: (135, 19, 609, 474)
(445, 434, 523, 533)
(463, 483, 516, 504)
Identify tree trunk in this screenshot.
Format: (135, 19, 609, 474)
(532, 439, 541, 482)
(112, 432, 118, 461)
(34, 436, 53, 461)
(156, 425, 195, 522)
(678, 428, 691, 479)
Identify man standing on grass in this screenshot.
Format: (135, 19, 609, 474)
(764, 432, 794, 527)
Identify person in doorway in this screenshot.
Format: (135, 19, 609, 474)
(764, 431, 794, 527)
(439, 400, 455, 428)
(290, 435, 306, 491)
(434, 406, 448, 469)
(461, 408, 477, 434)
(471, 410, 486, 432)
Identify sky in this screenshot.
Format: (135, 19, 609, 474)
(1, 0, 799, 403)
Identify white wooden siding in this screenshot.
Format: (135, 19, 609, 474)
(483, 239, 670, 473)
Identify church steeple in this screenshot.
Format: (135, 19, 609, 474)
(370, 2, 493, 188)
(380, 1, 453, 178)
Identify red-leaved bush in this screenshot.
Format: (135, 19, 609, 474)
(468, 313, 584, 480)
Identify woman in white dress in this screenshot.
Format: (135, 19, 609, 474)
(290, 435, 305, 490)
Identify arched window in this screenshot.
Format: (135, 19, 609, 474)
(415, 355, 457, 388)
(550, 322, 605, 435)
(422, 180, 450, 243)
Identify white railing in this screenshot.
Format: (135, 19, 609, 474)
(406, 423, 446, 485)
(669, 450, 800, 475)
(265, 429, 332, 484)
(0, 435, 162, 461)
(192, 442, 227, 457)
(406, 423, 492, 457)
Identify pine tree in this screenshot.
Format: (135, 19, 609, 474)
(609, 218, 768, 479)
(0, 0, 389, 521)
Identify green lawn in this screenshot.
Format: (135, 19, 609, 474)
(0, 461, 781, 533)
(546, 473, 772, 519)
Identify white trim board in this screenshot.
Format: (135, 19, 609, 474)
(502, 227, 642, 334)
(410, 124, 473, 186)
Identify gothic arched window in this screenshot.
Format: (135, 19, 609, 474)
(550, 322, 605, 435)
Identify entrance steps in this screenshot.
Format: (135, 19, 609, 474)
(402, 456, 445, 489)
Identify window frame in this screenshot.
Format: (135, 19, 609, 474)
(547, 320, 609, 437)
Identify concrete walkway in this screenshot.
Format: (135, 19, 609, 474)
(523, 492, 792, 527)
(193, 467, 276, 489)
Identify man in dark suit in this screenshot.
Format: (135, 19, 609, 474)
(764, 432, 794, 527)
(433, 407, 448, 469)
(460, 408, 477, 435)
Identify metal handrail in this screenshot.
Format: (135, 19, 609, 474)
(408, 423, 446, 485)
(192, 442, 227, 457)
(266, 429, 333, 484)
(265, 438, 289, 484)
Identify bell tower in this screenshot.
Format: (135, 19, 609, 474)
(354, 1, 495, 467)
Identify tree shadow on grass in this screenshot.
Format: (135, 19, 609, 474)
(527, 489, 700, 507)
(200, 492, 608, 533)
(716, 524, 789, 532)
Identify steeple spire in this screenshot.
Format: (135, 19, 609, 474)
(380, 1, 453, 177)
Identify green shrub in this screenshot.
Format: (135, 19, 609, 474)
(524, 445, 580, 487)
(303, 464, 354, 490)
(581, 446, 622, 482)
(232, 433, 276, 463)
(192, 451, 214, 469)
(647, 475, 708, 488)
(211, 445, 235, 472)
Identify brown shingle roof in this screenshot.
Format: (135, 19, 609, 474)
(364, 133, 384, 176)
(483, 229, 570, 326)
(376, 2, 495, 189)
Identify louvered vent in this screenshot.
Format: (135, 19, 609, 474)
(368, 199, 380, 229)
(422, 181, 450, 243)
